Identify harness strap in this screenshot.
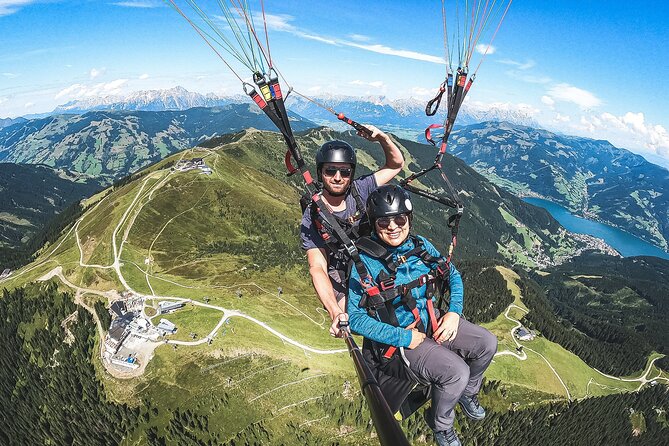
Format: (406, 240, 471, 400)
(349, 182, 365, 223)
(426, 299, 439, 334)
(383, 307, 421, 359)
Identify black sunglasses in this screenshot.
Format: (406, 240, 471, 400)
(375, 214, 409, 229)
(323, 166, 353, 178)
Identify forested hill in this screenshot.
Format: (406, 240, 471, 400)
(0, 105, 316, 184)
(521, 253, 669, 375)
(449, 121, 669, 251)
(0, 163, 101, 267)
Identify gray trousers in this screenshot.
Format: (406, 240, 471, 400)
(402, 318, 497, 431)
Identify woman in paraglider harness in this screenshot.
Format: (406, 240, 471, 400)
(346, 185, 497, 446)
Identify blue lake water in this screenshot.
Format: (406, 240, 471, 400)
(523, 197, 669, 260)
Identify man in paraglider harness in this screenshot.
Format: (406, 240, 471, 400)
(300, 126, 404, 338)
(347, 185, 497, 446)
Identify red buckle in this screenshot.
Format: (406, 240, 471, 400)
(366, 286, 380, 297)
(383, 346, 397, 359)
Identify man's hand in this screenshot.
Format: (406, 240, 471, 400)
(357, 124, 388, 143)
(408, 328, 426, 349)
(330, 312, 349, 338)
(433, 312, 460, 343)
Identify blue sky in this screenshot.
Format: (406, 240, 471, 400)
(1, 0, 668, 165)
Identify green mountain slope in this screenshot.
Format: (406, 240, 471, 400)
(2, 129, 665, 445)
(0, 105, 315, 183)
(450, 121, 669, 251)
(0, 163, 101, 266)
(526, 253, 669, 375)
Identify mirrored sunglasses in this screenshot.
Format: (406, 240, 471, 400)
(375, 214, 409, 229)
(323, 166, 353, 178)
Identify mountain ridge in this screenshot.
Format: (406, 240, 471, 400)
(450, 121, 669, 251)
(0, 104, 316, 183)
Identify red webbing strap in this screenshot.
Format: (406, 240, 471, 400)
(424, 123, 443, 146)
(426, 299, 438, 334)
(383, 307, 421, 359)
(284, 150, 297, 175)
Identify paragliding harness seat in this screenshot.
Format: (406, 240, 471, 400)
(300, 182, 371, 293)
(354, 235, 452, 419)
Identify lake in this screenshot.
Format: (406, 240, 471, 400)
(523, 197, 669, 260)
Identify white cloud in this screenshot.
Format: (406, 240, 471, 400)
(0, 96, 8, 105)
(475, 43, 495, 55)
(541, 95, 555, 106)
(2, 72, 19, 78)
(554, 113, 570, 123)
(0, 0, 35, 16)
(112, 0, 162, 7)
(263, 13, 295, 32)
(345, 42, 444, 64)
(307, 85, 322, 93)
(349, 34, 371, 42)
(24, 102, 34, 108)
(264, 13, 444, 65)
(55, 79, 129, 100)
(350, 80, 386, 89)
(55, 83, 85, 99)
(546, 83, 601, 109)
(565, 111, 669, 158)
(139, 73, 150, 80)
(410, 86, 433, 99)
(103, 79, 128, 91)
(498, 59, 535, 70)
(578, 116, 595, 133)
(89, 67, 106, 79)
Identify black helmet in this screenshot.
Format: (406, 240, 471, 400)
(316, 140, 356, 181)
(366, 185, 413, 221)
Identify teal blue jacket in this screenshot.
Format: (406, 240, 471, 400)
(347, 235, 464, 348)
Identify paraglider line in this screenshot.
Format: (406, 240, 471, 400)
(165, 0, 245, 83)
(260, 0, 273, 67)
(472, 0, 512, 75)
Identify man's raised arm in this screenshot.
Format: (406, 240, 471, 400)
(358, 125, 404, 186)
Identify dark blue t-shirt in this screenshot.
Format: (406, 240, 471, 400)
(300, 174, 378, 251)
(299, 174, 378, 302)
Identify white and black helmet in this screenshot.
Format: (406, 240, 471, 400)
(366, 185, 413, 222)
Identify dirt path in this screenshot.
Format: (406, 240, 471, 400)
(494, 300, 571, 399)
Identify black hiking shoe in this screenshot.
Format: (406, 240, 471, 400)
(434, 428, 462, 446)
(458, 394, 486, 420)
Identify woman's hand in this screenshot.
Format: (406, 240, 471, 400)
(408, 329, 426, 349)
(433, 312, 460, 343)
